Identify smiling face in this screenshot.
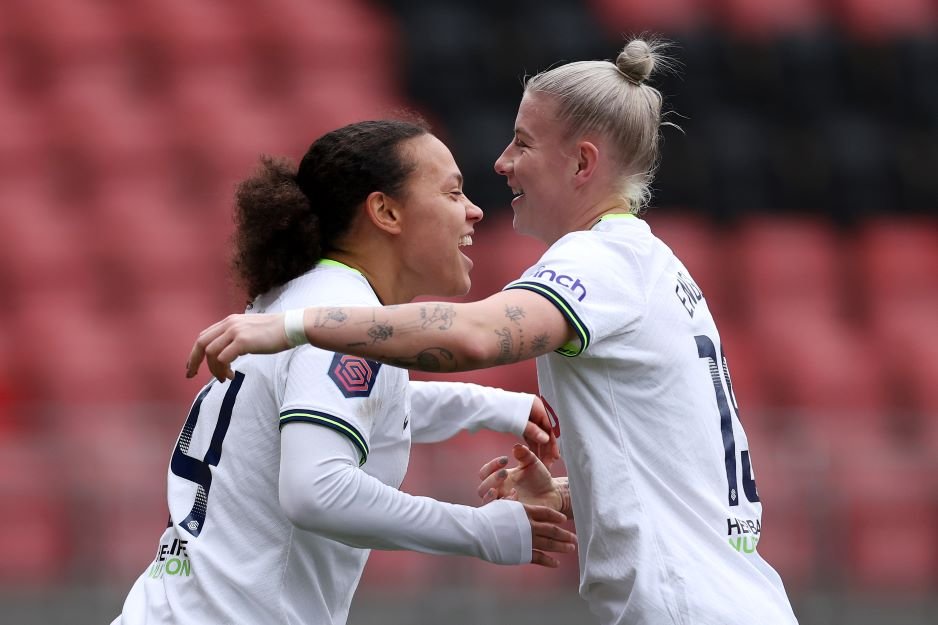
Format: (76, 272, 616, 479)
(494, 92, 579, 244)
(395, 134, 483, 298)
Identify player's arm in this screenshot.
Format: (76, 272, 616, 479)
(408, 382, 560, 466)
(188, 290, 576, 381)
(278, 423, 576, 567)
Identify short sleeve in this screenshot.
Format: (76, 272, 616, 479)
(279, 346, 386, 466)
(504, 232, 645, 357)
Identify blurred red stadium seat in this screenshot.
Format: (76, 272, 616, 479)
(0, 441, 70, 585)
(733, 216, 846, 322)
(747, 311, 887, 417)
(833, 0, 938, 40)
(831, 448, 938, 593)
(856, 218, 938, 417)
(122, 0, 250, 68)
(3, 0, 128, 66)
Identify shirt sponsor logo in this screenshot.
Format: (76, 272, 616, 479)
(148, 538, 191, 579)
(328, 353, 382, 398)
(727, 516, 762, 554)
(533, 267, 587, 302)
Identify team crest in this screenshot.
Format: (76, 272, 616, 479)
(328, 353, 382, 398)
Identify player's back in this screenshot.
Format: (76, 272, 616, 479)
(513, 216, 797, 624)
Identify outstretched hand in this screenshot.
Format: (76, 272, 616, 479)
(479, 444, 561, 511)
(187, 313, 289, 381)
(520, 503, 577, 568)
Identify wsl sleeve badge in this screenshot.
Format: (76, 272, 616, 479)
(328, 353, 383, 398)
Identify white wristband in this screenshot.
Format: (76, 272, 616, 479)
(283, 309, 309, 347)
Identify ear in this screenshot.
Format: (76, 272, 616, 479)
(572, 140, 600, 188)
(363, 191, 403, 235)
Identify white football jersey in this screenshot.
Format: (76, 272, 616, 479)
(114, 261, 531, 625)
(506, 215, 798, 625)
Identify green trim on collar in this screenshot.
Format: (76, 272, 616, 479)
(318, 258, 364, 276)
(597, 213, 637, 222)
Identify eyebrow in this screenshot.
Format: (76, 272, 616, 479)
(444, 172, 464, 187)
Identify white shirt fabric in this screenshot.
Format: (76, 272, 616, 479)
(505, 215, 798, 625)
(113, 262, 533, 625)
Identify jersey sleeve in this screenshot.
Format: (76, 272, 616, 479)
(406, 381, 532, 444)
(279, 345, 387, 466)
(279, 422, 532, 564)
(504, 232, 645, 356)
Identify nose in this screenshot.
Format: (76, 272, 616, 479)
(494, 144, 512, 176)
(466, 198, 484, 224)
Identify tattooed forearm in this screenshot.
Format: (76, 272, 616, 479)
(419, 304, 456, 330)
(504, 305, 525, 323)
(367, 323, 393, 343)
(383, 347, 457, 372)
(314, 307, 350, 328)
(531, 333, 551, 354)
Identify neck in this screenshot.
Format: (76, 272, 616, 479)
(324, 247, 413, 305)
(567, 195, 633, 235)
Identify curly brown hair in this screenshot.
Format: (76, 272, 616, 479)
(232, 119, 430, 299)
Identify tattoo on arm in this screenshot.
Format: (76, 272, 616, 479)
(367, 323, 393, 343)
(494, 327, 517, 365)
(419, 304, 456, 330)
(531, 333, 551, 354)
(383, 348, 457, 372)
(315, 307, 350, 328)
(504, 305, 525, 323)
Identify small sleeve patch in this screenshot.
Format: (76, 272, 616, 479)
(328, 353, 383, 398)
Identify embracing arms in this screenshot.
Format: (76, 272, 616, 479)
(187, 290, 575, 382)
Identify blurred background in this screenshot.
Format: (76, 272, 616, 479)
(0, 0, 936, 623)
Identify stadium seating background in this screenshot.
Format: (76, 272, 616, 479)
(0, 1, 936, 623)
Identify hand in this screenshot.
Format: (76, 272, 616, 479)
(520, 503, 577, 568)
(187, 313, 290, 381)
(478, 444, 561, 511)
(524, 396, 561, 468)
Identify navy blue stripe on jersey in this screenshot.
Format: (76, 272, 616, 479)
(279, 410, 369, 466)
(505, 281, 590, 357)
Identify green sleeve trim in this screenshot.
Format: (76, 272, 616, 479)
(279, 410, 369, 466)
(504, 282, 590, 357)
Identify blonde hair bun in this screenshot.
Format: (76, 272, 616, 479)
(616, 39, 654, 84)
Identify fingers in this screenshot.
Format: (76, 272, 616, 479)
(478, 455, 509, 481)
(477, 466, 509, 500)
(512, 443, 539, 469)
(530, 550, 559, 568)
(526, 503, 577, 559)
(524, 503, 567, 525)
(523, 420, 550, 446)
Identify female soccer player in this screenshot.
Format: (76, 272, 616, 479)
(112, 119, 577, 625)
(188, 41, 799, 624)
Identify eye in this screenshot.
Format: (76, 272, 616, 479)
(513, 138, 528, 148)
(450, 190, 464, 198)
